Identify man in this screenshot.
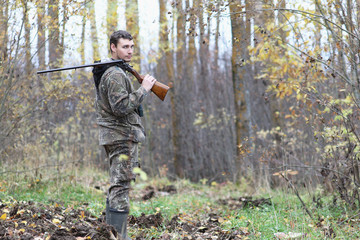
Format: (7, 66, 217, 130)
(94, 30, 156, 239)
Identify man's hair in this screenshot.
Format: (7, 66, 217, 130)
(110, 30, 133, 53)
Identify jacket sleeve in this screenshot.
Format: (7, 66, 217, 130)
(106, 71, 148, 117)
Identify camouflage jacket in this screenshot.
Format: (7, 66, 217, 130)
(95, 65, 148, 145)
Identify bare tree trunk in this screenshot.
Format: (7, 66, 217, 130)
(158, 0, 182, 177)
(214, 1, 221, 69)
(176, 0, 185, 76)
(357, 0, 360, 31)
(125, 0, 140, 70)
(87, 1, 100, 61)
(22, 0, 32, 75)
(345, 0, 360, 88)
(80, 9, 86, 64)
(198, 0, 213, 110)
(198, 0, 206, 76)
(0, 1, 9, 61)
(229, 1, 249, 174)
(314, 2, 321, 48)
(172, 0, 185, 178)
(188, 0, 197, 79)
(60, 0, 67, 57)
(48, 0, 60, 68)
(37, 1, 46, 69)
(270, 0, 285, 134)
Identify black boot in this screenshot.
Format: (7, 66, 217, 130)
(108, 208, 130, 240)
(105, 199, 110, 225)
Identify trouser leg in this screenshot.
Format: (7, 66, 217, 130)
(104, 141, 139, 239)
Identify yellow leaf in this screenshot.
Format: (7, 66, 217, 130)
(52, 218, 61, 224)
(17, 209, 25, 215)
(288, 170, 299, 175)
(0, 213, 6, 220)
(119, 154, 129, 161)
(19, 229, 25, 233)
(133, 167, 148, 181)
(79, 211, 85, 219)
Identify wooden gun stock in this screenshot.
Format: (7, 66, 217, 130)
(151, 81, 170, 101)
(128, 69, 170, 101)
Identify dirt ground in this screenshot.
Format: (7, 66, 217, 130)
(0, 186, 270, 239)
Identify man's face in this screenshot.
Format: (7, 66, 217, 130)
(111, 38, 134, 62)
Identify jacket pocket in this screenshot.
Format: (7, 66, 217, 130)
(127, 112, 141, 125)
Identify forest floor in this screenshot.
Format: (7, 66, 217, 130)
(0, 167, 359, 239)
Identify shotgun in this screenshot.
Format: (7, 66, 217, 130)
(37, 59, 170, 101)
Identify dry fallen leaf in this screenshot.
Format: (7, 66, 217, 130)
(288, 232, 304, 238)
(52, 218, 61, 224)
(0, 213, 6, 220)
(274, 232, 288, 239)
(274, 232, 304, 239)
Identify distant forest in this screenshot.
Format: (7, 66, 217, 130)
(1, 0, 360, 206)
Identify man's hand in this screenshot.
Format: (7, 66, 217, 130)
(142, 74, 156, 92)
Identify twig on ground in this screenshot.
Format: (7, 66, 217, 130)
(280, 173, 313, 220)
(338, 211, 360, 226)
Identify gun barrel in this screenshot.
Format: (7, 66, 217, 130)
(36, 60, 126, 74)
(37, 66, 84, 74)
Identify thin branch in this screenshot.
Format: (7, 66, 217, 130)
(286, 41, 355, 88)
(223, 8, 360, 41)
(338, 211, 360, 225)
(280, 173, 313, 220)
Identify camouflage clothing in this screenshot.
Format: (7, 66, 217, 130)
(95, 62, 148, 212)
(96, 65, 148, 145)
(104, 141, 139, 212)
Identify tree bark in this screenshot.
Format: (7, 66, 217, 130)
(229, 1, 249, 172)
(158, 0, 184, 178)
(214, 1, 221, 69)
(87, 1, 100, 61)
(22, 0, 32, 75)
(37, 1, 46, 69)
(125, 0, 140, 70)
(80, 9, 86, 64)
(0, 1, 9, 61)
(48, 0, 61, 68)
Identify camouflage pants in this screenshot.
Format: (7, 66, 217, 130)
(104, 140, 139, 212)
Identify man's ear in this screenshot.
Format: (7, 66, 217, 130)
(110, 43, 116, 53)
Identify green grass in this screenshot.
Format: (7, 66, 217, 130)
(128, 179, 360, 239)
(1, 168, 360, 239)
(0, 167, 107, 216)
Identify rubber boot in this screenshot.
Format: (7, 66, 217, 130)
(105, 199, 110, 224)
(108, 208, 130, 240)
